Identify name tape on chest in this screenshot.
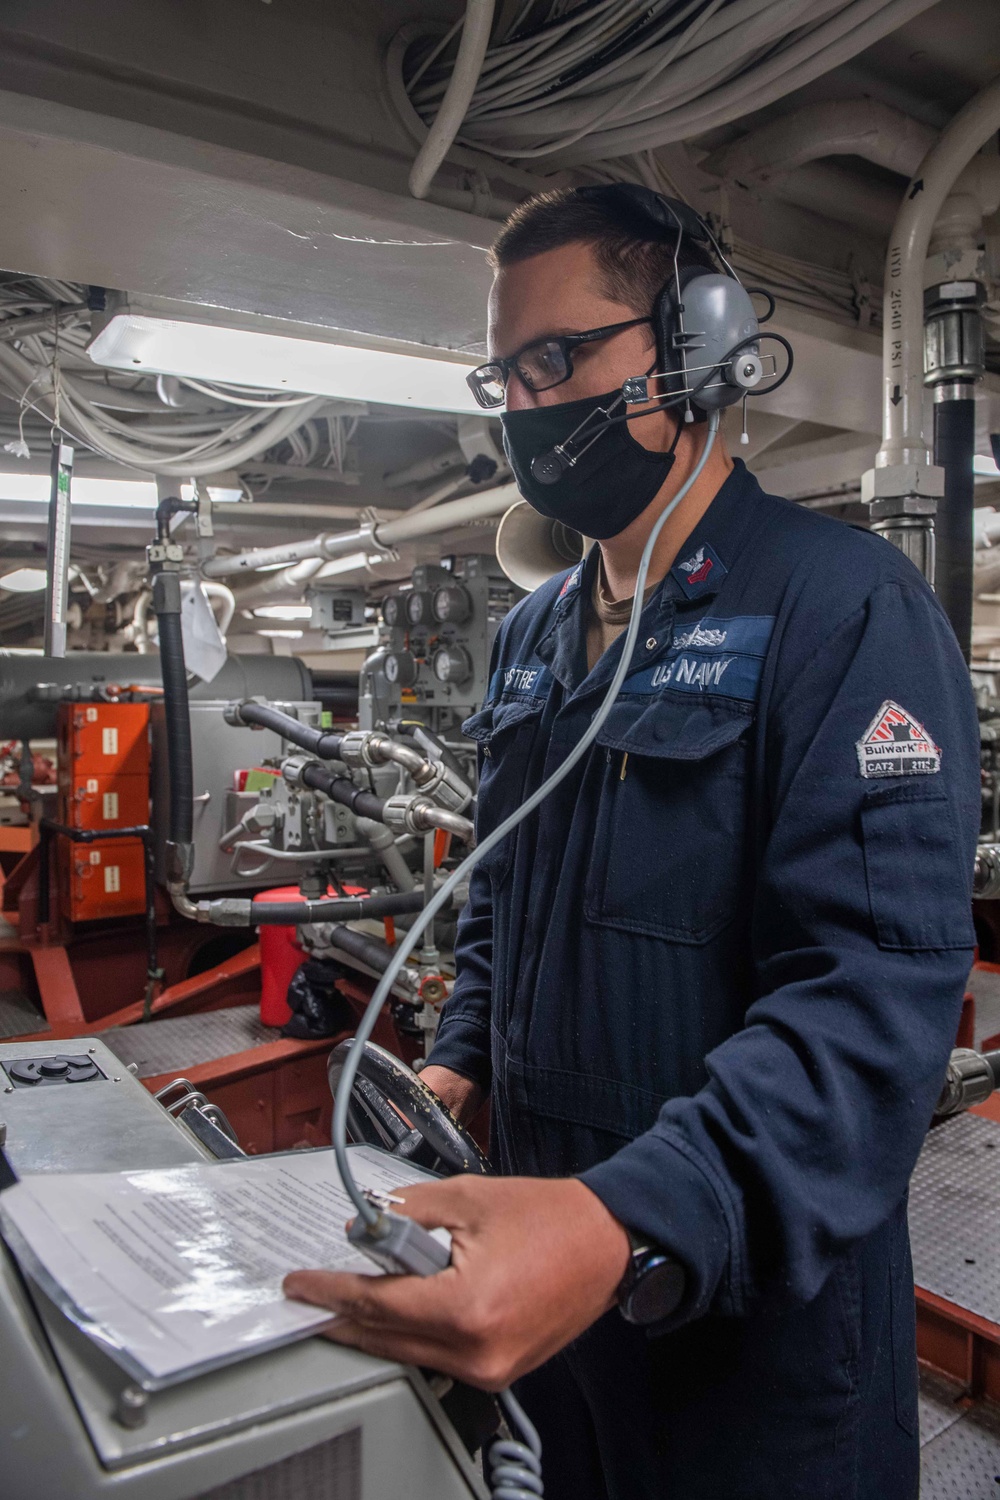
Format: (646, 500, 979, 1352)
(488, 662, 553, 701)
(624, 615, 775, 704)
(856, 700, 941, 779)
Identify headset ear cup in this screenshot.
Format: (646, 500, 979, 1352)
(654, 266, 718, 398)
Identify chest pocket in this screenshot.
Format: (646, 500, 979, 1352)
(463, 697, 545, 886)
(584, 698, 753, 944)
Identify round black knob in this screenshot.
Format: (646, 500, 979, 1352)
(40, 1058, 70, 1078)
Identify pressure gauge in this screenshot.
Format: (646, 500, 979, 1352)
(432, 645, 473, 687)
(404, 591, 432, 626)
(432, 583, 472, 625)
(383, 650, 417, 688)
(382, 594, 403, 628)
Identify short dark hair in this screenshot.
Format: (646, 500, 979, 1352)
(488, 187, 717, 315)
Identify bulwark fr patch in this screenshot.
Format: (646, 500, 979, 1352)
(856, 700, 941, 779)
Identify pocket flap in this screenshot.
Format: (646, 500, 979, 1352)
(462, 698, 544, 744)
(861, 782, 975, 951)
(595, 695, 752, 761)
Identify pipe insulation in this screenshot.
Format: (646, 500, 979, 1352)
(876, 75, 1000, 470)
(201, 482, 520, 578)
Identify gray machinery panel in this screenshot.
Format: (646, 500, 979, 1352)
(0, 1036, 485, 1500)
(361, 555, 521, 736)
(152, 699, 322, 893)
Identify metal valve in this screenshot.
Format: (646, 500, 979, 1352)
(974, 845, 1000, 900)
(935, 1048, 999, 1118)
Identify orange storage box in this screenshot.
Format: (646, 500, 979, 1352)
(58, 773, 149, 831)
(58, 702, 150, 778)
(58, 838, 147, 922)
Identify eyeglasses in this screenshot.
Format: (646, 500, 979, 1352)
(466, 316, 652, 410)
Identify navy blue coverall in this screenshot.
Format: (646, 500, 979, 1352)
(426, 459, 980, 1500)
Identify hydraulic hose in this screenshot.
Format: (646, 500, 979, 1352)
(300, 762, 385, 821)
(236, 700, 344, 760)
(326, 924, 399, 975)
(250, 889, 426, 925)
(153, 572, 197, 915)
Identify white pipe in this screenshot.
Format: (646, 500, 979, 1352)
(201, 582, 236, 637)
(408, 0, 496, 200)
(701, 98, 1000, 238)
(877, 76, 1000, 470)
(202, 482, 520, 578)
(703, 100, 935, 184)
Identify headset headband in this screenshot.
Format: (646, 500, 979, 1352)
(571, 183, 714, 247)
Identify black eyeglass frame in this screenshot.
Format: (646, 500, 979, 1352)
(466, 316, 652, 410)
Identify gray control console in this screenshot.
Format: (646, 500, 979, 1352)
(0, 1036, 486, 1500)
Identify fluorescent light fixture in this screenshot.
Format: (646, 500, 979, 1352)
(975, 454, 1000, 477)
(0, 470, 156, 508)
(256, 627, 304, 639)
(88, 314, 482, 414)
(180, 482, 244, 505)
(0, 567, 48, 592)
(253, 604, 313, 620)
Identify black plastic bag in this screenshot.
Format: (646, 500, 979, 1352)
(281, 957, 355, 1040)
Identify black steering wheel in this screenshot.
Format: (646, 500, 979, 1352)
(328, 1039, 490, 1178)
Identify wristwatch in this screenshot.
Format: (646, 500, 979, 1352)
(616, 1229, 686, 1326)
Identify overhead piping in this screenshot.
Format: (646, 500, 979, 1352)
(408, 0, 496, 200)
(874, 76, 1000, 471)
(201, 481, 520, 578)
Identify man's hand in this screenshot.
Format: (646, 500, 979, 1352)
(418, 1064, 483, 1126)
(283, 1175, 631, 1391)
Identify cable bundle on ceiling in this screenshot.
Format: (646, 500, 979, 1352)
(0, 278, 329, 478)
(405, 0, 943, 168)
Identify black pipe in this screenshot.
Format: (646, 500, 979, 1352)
(300, 762, 384, 821)
(153, 573, 193, 849)
(155, 495, 198, 542)
(250, 888, 426, 926)
(933, 394, 976, 662)
(237, 700, 344, 760)
(326, 923, 397, 975)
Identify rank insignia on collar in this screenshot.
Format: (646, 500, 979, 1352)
(671, 541, 727, 599)
(558, 563, 583, 600)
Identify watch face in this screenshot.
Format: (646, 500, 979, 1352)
(620, 1253, 685, 1327)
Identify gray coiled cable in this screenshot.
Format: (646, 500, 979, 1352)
(331, 413, 720, 1497)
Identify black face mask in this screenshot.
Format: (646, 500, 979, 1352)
(501, 388, 677, 540)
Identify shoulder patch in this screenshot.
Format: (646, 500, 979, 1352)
(671, 542, 727, 599)
(856, 700, 941, 779)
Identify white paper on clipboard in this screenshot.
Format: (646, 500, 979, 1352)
(0, 1146, 439, 1388)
